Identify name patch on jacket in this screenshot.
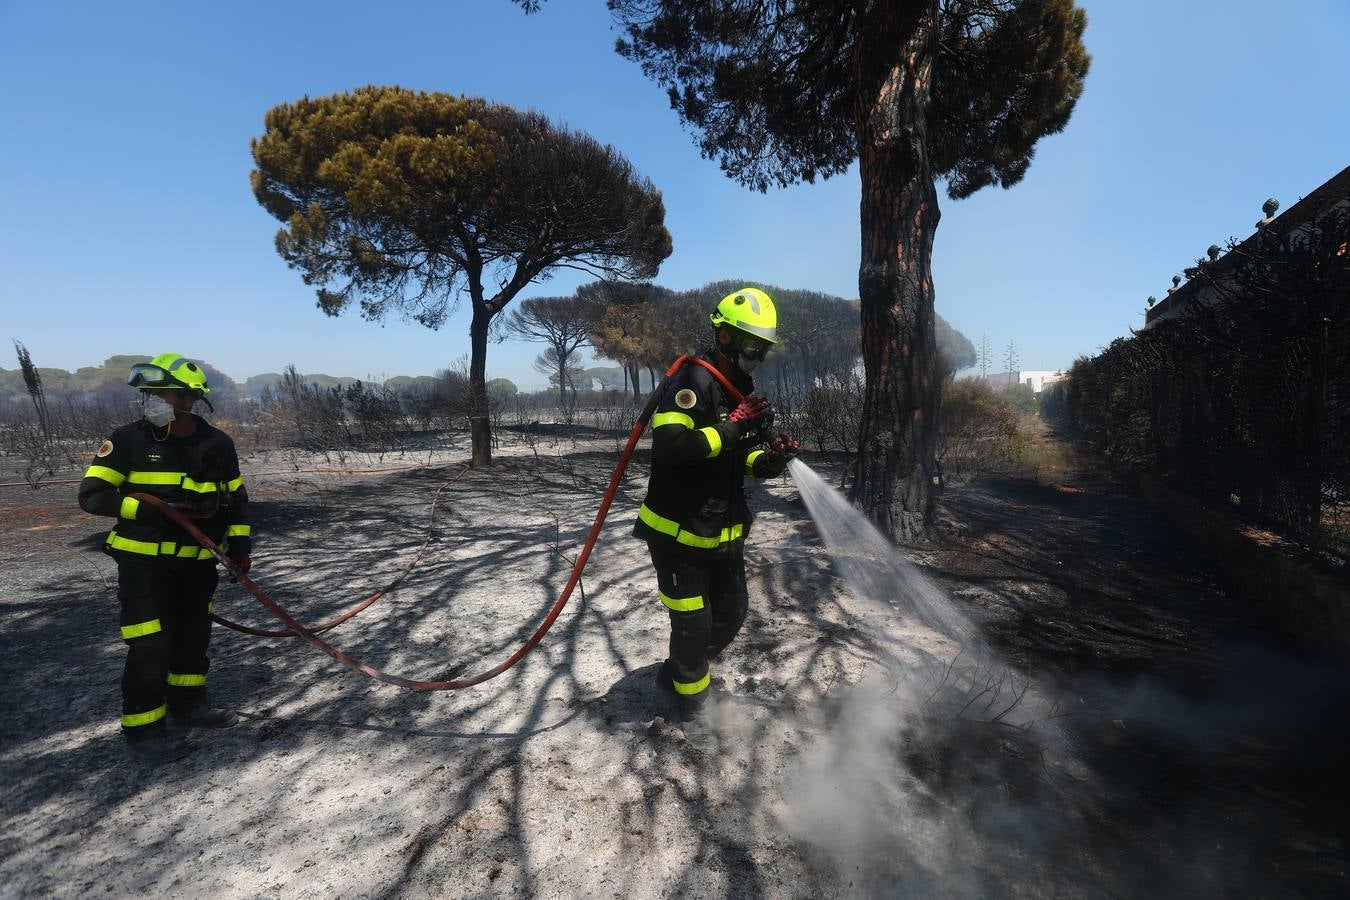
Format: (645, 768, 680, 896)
(675, 388, 698, 409)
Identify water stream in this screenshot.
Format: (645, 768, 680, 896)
(786, 458, 1063, 733)
(779, 459, 1078, 892)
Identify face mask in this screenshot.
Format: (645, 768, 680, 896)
(735, 336, 769, 375)
(142, 394, 176, 427)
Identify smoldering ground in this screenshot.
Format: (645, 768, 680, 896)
(680, 460, 1348, 897)
(2, 442, 1345, 897)
(770, 460, 1083, 896)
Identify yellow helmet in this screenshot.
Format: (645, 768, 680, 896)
(710, 287, 778, 344)
(127, 353, 211, 395)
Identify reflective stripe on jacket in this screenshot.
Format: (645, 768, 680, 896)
(633, 351, 764, 556)
(78, 415, 250, 562)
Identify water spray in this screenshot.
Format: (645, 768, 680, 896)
(785, 457, 1065, 734)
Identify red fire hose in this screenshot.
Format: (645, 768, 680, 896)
(134, 355, 746, 691)
(210, 467, 470, 638)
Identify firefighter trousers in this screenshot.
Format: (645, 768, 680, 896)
(648, 542, 749, 699)
(116, 558, 218, 733)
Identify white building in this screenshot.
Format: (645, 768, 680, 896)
(983, 370, 1066, 393)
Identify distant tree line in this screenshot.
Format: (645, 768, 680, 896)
(502, 277, 976, 404)
(3, 278, 977, 475)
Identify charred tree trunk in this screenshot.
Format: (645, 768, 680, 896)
(851, 0, 941, 542)
(468, 303, 493, 466)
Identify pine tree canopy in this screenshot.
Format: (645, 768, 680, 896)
(251, 85, 672, 327)
(603, 0, 1089, 196)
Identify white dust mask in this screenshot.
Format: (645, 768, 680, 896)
(142, 394, 176, 427)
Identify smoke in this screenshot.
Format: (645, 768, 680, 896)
(785, 459, 1069, 734)
(777, 459, 1081, 895)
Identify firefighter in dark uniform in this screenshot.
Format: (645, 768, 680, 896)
(78, 354, 252, 763)
(635, 288, 799, 716)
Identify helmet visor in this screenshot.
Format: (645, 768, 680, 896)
(127, 364, 176, 389)
(736, 334, 773, 361)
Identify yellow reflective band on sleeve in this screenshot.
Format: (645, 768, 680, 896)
(167, 673, 206, 687)
(638, 505, 744, 549)
(85, 465, 126, 487)
(659, 591, 705, 612)
(119, 496, 141, 519)
(127, 471, 184, 485)
(226, 524, 251, 537)
(104, 534, 213, 560)
(703, 523, 745, 547)
(700, 426, 723, 458)
(226, 476, 244, 492)
(106, 532, 161, 556)
(638, 503, 680, 538)
(208, 601, 213, 614)
(673, 670, 711, 696)
(180, 477, 219, 494)
(124, 472, 217, 493)
(122, 704, 167, 728)
(745, 449, 765, 474)
(652, 411, 695, 430)
(678, 532, 720, 549)
(120, 619, 162, 640)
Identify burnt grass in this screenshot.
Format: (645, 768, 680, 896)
(1, 442, 1347, 897)
(917, 470, 1350, 897)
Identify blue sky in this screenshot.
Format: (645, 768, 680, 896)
(2, 0, 1347, 389)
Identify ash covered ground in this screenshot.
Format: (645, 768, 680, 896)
(1, 431, 1346, 898)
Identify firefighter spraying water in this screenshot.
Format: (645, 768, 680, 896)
(632, 287, 799, 719)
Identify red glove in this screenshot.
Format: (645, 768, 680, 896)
(757, 432, 799, 476)
(769, 432, 800, 459)
(727, 394, 773, 440)
(728, 393, 770, 424)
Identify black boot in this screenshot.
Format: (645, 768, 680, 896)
(654, 660, 678, 696)
(169, 703, 237, 729)
(124, 724, 195, 764)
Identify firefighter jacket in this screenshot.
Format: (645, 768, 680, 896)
(633, 351, 782, 556)
(78, 415, 250, 563)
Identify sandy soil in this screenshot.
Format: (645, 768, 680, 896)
(1, 431, 1346, 898)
